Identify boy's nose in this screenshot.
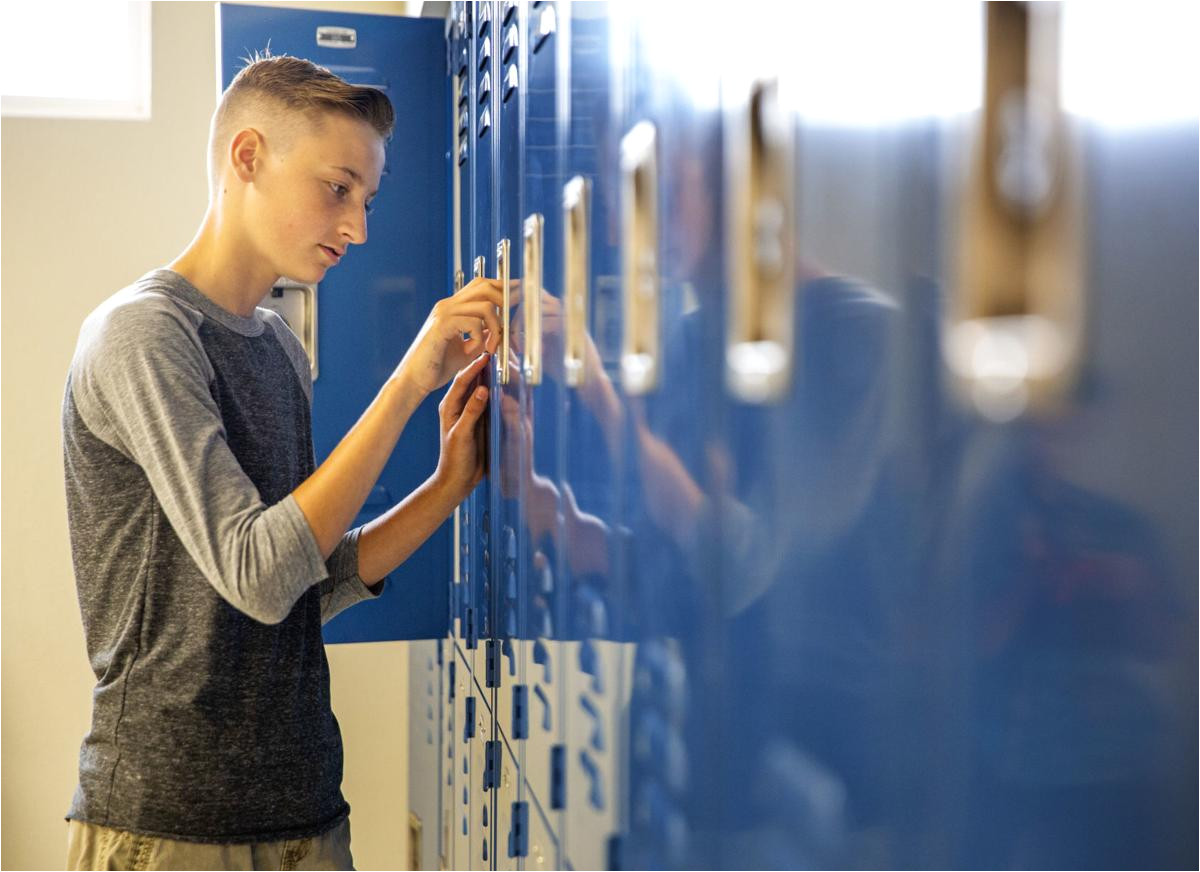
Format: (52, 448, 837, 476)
(341, 210, 367, 246)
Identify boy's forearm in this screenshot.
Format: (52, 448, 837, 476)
(355, 475, 461, 585)
(292, 372, 427, 558)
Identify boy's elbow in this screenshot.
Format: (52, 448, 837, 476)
(223, 585, 293, 625)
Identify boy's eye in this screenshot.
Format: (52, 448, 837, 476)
(329, 182, 348, 198)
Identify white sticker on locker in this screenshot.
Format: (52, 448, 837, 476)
(316, 26, 357, 49)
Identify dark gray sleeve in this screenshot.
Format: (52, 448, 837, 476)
(261, 310, 387, 623)
(71, 296, 330, 625)
(319, 526, 385, 624)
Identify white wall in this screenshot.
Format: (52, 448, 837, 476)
(1, 3, 415, 869)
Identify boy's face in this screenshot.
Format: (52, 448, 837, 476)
(245, 112, 386, 284)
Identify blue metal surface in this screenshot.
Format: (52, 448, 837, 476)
(424, 3, 1198, 869)
(515, 3, 567, 866)
(611, 7, 727, 869)
(217, 4, 450, 643)
(556, 6, 631, 869)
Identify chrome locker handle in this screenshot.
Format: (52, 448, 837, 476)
(563, 175, 591, 388)
(725, 77, 795, 404)
(620, 121, 660, 395)
(523, 213, 544, 385)
(497, 238, 512, 385)
(945, 1, 1084, 420)
(454, 268, 465, 293)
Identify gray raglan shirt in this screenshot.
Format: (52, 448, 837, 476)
(62, 268, 384, 843)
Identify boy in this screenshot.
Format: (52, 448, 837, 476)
(62, 55, 499, 870)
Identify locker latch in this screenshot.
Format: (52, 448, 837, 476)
(550, 744, 566, 810)
(483, 739, 501, 791)
(464, 696, 476, 741)
(485, 639, 501, 688)
(512, 684, 528, 740)
(508, 801, 529, 858)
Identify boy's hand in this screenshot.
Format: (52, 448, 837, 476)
(433, 352, 491, 502)
(396, 277, 503, 395)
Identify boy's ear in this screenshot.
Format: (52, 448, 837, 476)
(228, 127, 265, 183)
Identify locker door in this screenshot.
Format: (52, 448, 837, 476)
(450, 0, 475, 669)
(217, 4, 450, 643)
(926, 5, 1198, 867)
(610, 6, 726, 869)
(515, 2, 566, 868)
(464, 655, 493, 871)
(713, 5, 934, 868)
(409, 641, 443, 871)
(470, 0, 499, 693)
(492, 2, 529, 868)
(440, 639, 458, 870)
(557, 4, 629, 869)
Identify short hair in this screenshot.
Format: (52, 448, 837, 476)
(207, 51, 394, 195)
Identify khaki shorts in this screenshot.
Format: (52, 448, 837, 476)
(65, 817, 355, 871)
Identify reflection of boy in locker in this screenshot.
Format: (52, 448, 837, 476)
(62, 55, 502, 870)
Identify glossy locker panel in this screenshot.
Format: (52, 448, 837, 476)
(493, 1, 529, 864)
(409, 641, 443, 870)
(558, 4, 630, 868)
(440, 640, 458, 870)
(462, 650, 495, 871)
(712, 6, 939, 868)
(516, 1, 566, 858)
(450, 0, 476, 669)
(451, 647, 473, 867)
(495, 731, 522, 871)
(525, 795, 558, 871)
(446, 10, 472, 860)
(218, 4, 450, 642)
(492, 0, 525, 806)
(711, 5, 1199, 869)
(470, 0, 498, 690)
(923, 7, 1198, 867)
(611, 6, 726, 869)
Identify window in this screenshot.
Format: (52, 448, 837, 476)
(2, 2, 151, 120)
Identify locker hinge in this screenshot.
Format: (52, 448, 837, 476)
(550, 744, 566, 810)
(512, 685, 528, 739)
(465, 607, 478, 649)
(508, 801, 529, 858)
(464, 696, 476, 741)
(448, 661, 456, 701)
(483, 739, 500, 791)
(486, 639, 500, 688)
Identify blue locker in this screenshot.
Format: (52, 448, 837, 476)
(426, 2, 1197, 869)
(470, 0, 498, 697)
(611, 6, 727, 869)
(710, 4, 1198, 870)
(491, 1, 529, 866)
(556, 4, 631, 869)
(515, 3, 567, 868)
(217, 4, 450, 643)
(410, 640, 444, 872)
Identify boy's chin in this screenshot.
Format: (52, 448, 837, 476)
(286, 262, 328, 284)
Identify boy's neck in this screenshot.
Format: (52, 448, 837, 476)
(167, 207, 278, 318)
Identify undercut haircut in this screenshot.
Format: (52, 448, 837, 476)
(207, 51, 394, 196)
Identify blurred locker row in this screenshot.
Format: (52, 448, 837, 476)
(400, 2, 1199, 869)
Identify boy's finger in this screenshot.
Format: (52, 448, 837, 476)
(442, 352, 490, 417)
(450, 384, 490, 438)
